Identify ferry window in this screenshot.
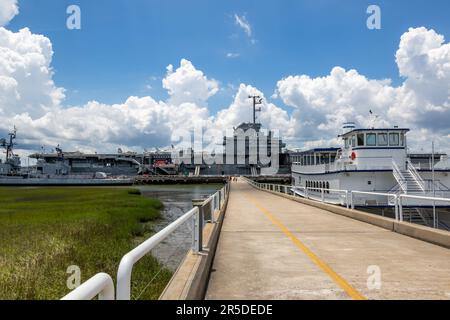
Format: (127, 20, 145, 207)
(389, 133, 399, 146)
(351, 135, 356, 147)
(344, 138, 349, 149)
(378, 133, 388, 146)
(366, 133, 376, 146)
(400, 133, 405, 146)
(357, 134, 364, 146)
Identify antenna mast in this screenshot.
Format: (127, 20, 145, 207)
(1, 127, 17, 160)
(248, 95, 263, 124)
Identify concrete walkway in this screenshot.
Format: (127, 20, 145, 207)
(206, 180, 450, 300)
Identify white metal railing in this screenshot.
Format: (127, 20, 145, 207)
(407, 159, 426, 192)
(61, 273, 114, 300)
(245, 178, 450, 229)
(398, 194, 450, 227)
(291, 185, 350, 209)
(350, 190, 399, 220)
(62, 183, 230, 300)
(116, 206, 199, 300)
(392, 160, 407, 193)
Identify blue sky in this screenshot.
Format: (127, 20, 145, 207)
(8, 0, 450, 114)
(1, 0, 449, 154)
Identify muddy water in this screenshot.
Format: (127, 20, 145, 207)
(138, 184, 223, 271)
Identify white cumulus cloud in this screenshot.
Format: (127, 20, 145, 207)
(215, 83, 295, 139)
(1, 20, 449, 156)
(0, 27, 65, 118)
(162, 59, 219, 106)
(0, 0, 18, 27)
(275, 27, 450, 151)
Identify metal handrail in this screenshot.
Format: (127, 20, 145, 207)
(398, 194, 450, 225)
(117, 183, 229, 300)
(392, 160, 407, 193)
(61, 183, 229, 300)
(399, 194, 450, 203)
(247, 178, 450, 229)
(292, 186, 350, 208)
(246, 179, 405, 221)
(407, 159, 425, 191)
(116, 207, 199, 300)
(61, 273, 115, 300)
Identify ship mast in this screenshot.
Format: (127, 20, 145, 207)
(1, 127, 17, 160)
(248, 95, 263, 124)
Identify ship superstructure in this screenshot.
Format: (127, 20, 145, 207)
(0, 127, 21, 175)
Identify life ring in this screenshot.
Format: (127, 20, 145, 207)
(351, 152, 356, 161)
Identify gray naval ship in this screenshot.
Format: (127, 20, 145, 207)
(1, 98, 292, 185)
(0, 128, 133, 186)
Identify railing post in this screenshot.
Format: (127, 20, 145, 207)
(305, 187, 309, 199)
(345, 190, 349, 209)
(350, 191, 354, 210)
(321, 188, 324, 202)
(191, 202, 203, 253)
(394, 195, 399, 221)
(211, 193, 218, 223)
(398, 196, 403, 221)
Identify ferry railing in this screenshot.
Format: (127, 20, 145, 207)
(407, 159, 426, 192)
(62, 183, 230, 300)
(392, 160, 407, 193)
(61, 273, 114, 300)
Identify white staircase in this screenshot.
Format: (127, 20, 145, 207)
(250, 166, 257, 176)
(392, 160, 425, 194)
(402, 208, 429, 226)
(399, 169, 424, 193)
(194, 165, 200, 176)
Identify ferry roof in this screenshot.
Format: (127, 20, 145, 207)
(339, 128, 409, 137)
(291, 147, 340, 155)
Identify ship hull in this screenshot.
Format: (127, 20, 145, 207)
(0, 177, 133, 186)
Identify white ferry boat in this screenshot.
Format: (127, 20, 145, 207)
(291, 125, 450, 208)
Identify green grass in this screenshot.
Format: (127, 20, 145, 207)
(0, 187, 171, 300)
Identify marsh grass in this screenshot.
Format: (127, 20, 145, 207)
(0, 187, 172, 300)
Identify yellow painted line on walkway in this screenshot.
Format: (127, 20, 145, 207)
(246, 195, 367, 300)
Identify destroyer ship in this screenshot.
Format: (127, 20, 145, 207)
(0, 128, 133, 186)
